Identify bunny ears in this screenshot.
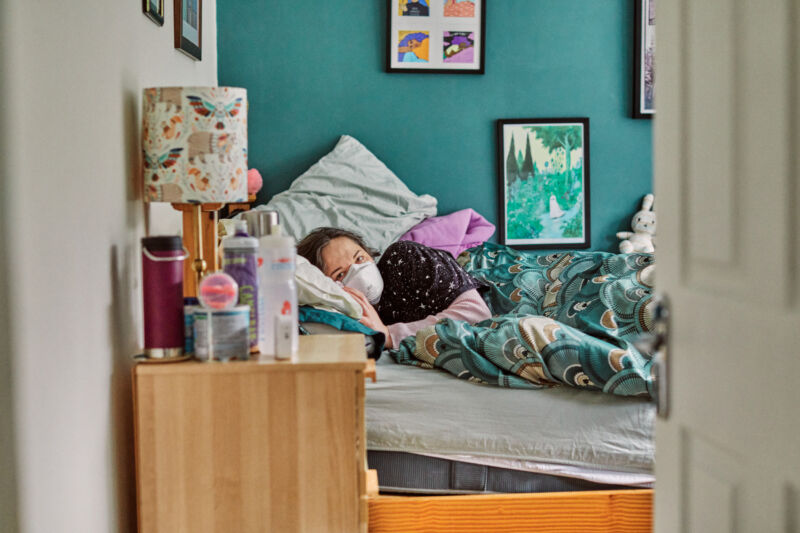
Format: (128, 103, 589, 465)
(641, 194, 655, 211)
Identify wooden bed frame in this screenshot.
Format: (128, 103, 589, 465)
(367, 489, 653, 533)
(363, 357, 654, 533)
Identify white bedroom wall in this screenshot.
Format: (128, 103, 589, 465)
(2, 1, 217, 531)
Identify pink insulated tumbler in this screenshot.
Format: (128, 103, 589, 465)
(142, 236, 187, 359)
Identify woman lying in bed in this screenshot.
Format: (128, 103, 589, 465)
(297, 228, 491, 349)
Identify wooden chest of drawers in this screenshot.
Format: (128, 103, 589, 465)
(133, 334, 368, 533)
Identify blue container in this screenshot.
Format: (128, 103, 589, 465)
(184, 297, 199, 355)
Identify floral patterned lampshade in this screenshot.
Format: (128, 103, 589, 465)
(142, 86, 248, 203)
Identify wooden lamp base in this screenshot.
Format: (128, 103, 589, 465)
(226, 193, 257, 214)
(171, 202, 224, 298)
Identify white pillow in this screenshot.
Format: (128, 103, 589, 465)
(254, 135, 437, 252)
(295, 256, 363, 319)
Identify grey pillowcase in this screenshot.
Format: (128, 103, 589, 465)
(253, 135, 437, 252)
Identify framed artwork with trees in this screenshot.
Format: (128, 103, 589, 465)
(496, 118, 591, 249)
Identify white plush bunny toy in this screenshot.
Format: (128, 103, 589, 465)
(617, 193, 656, 253)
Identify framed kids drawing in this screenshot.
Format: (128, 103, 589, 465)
(386, 0, 486, 73)
(496, 118, 591, 250)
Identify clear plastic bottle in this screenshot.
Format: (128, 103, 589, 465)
(257, 224, 298, 359)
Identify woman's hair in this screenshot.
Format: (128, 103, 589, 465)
(296, 227, 380, 271)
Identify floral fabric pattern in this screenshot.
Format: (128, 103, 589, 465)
(142, 86, 248, 203)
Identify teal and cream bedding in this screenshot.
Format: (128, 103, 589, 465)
(391, 242, 656, 399)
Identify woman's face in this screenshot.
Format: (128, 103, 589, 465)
(320, 237, 374, 282)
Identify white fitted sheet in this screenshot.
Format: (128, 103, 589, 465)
(366, 354, 655, 486)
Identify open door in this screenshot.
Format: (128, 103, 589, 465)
(654, 1, 800, 531)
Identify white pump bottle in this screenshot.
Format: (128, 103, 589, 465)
(242, 210, 299, 360)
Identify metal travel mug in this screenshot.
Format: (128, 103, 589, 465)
(243, 210, 279, 238)
(142, 236, 188, 359)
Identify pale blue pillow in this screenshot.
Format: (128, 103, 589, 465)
(253, 135, 437, 252)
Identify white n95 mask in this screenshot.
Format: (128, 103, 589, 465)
(341, 261, 384, 305)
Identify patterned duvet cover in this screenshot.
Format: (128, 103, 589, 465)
(391, 242, 656, 399)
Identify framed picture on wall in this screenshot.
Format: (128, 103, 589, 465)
(496, 118, 591, 250)
(143, 0, 164, 26)
(386, 0, 486, 73)
(174, 0, 201, 60)
(633, 0, 655, 118)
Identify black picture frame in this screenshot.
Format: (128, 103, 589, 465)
(386, 0, 486, 74)
(143, 0, 164, 26)
(496, 118, 591, 250)
(174, 0, 202, 61)
(633, 0, 655, 118)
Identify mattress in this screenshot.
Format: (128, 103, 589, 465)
(368, 451, 640, 495)
(366, 354, 655, 491)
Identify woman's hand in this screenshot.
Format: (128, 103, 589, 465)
(343, 286, 393, 349)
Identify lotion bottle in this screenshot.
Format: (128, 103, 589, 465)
(255, 218, 298, 359)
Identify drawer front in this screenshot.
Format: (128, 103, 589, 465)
(134, 368, 363, 533)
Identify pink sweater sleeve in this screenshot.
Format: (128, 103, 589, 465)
(386, 289, 492, 349)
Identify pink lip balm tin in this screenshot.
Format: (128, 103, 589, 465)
(195, 272, 249, 362)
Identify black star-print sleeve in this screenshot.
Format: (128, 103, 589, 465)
(376, 240, 485, 325)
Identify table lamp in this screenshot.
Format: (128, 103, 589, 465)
(142, 86, 248, 296)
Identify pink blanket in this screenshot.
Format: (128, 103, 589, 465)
(398, 208, 495, 257)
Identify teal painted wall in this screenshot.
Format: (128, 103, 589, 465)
(218, 0, 652, 251)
